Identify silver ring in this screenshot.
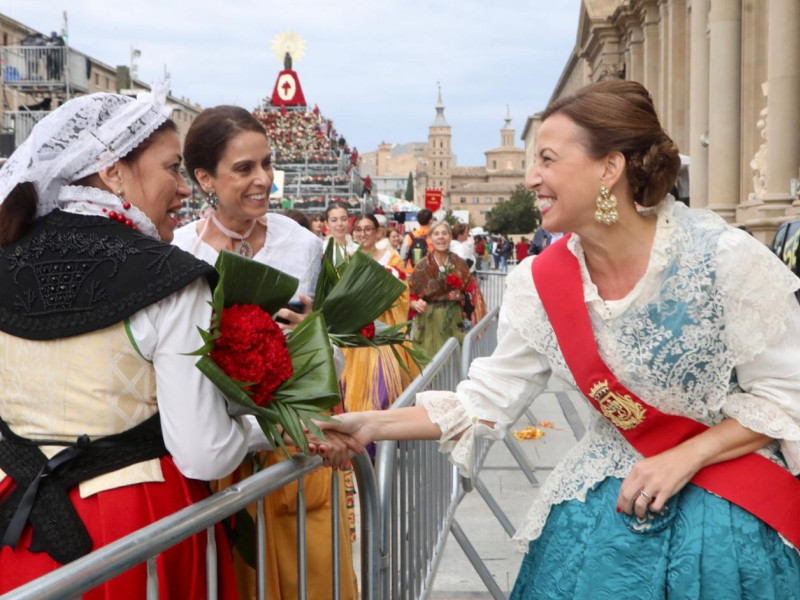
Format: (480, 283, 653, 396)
(640, 490, 653, 503)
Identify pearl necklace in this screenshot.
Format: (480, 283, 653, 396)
(210, 213, 259, 258)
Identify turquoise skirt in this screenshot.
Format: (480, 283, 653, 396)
(510, 477, 800, 599)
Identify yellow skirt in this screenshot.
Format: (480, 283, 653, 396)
(212, 449, 358, 600)
(340, 343, 417, 413)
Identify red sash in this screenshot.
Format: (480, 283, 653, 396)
(532, 236, 800, 547)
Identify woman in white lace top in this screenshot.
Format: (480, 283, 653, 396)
(322, 80, 800, 598)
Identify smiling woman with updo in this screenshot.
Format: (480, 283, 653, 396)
(320, 80, 800, 599)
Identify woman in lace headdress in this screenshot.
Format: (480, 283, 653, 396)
(320, 80, 800, 598)
(173, 105, 357, 600)
(0, 89, 346, 597)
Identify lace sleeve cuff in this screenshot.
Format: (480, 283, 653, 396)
(723, 392, 800, 474)
(418, 391, 505, 477)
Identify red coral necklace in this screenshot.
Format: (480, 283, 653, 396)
(210, 214, 260, 258)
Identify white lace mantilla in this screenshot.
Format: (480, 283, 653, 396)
(0, 83, 170, 218)
(58, 185, 160, 240)
(421, 198, 800, 547)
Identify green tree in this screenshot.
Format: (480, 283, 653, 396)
(442, 209, 460, 227)
(393, 188, 403, 199)
(484, 184, 541, 234)
(404, 172, 414, 202)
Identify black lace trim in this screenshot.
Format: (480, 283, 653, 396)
(0, 413, 168, 564)
(0, 210, 217, 340)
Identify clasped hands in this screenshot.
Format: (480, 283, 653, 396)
(294, 413, 371, 470)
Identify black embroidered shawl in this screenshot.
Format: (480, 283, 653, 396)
(0, 210, 217, 340)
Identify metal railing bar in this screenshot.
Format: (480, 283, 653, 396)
(1, 455, 322, 600)
(472, 479, 516, 538)
(555, 391, 587, 441)
(297, 477, 307, 600)
(351, 453, 380, 599)
(331, 471, 341, 600)
(256, 498, 267, 600)
(501, 433, 538, 484)
(146, 557, 158, 600)
(448, 520, 507, 600)
(205, 525, 218, 600)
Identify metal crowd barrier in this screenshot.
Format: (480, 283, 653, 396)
(373, 338, 463, 600)
(2, 453, 380, 600)
(474, 270, 508, 312)
(461, 307, 538, 486)
(371, 302, 519, 600)
(5, 276, 513, 600)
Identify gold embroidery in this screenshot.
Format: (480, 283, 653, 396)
(588, 380, 646, 430)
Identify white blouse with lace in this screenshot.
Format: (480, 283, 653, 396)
(52, 189, 269, 482)
(420, 198, 800, 546)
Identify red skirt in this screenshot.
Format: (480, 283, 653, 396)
(0, 456, 238, 599)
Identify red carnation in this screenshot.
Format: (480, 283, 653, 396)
(360, 322, 376, 340)
(210, 304, 293, 407)
(385, 265, 407, 281)
(445, 274, 463, 289)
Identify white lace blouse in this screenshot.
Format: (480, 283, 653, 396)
(420, 198, 800, 545)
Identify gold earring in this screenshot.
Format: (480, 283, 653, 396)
(594, 184, 618, 225)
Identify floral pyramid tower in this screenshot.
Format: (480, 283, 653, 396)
(253, 32, 365, 213)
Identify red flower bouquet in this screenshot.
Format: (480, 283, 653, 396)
(210, 304, 293, 407)
(193, 251, 340, 453)
(445, 273, 464, 289)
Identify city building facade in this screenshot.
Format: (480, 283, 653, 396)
(1, 12, 203, 156)
(523, 0, 800, 243)
(413, 92, 526, 227)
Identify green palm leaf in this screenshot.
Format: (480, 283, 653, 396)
(320, 251, 406, 333)
(215, 250, 298, 315)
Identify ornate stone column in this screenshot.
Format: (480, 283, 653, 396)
(658, 0, 670, 121)
(766, 0, 800, 205)
(640, 1, 661, 103)
(666, 0, 688, 151)
(706, 0, 741, 220)
(689, 0, 710, 207)
(629, 24, 645, 84)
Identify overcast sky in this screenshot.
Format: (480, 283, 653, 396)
(3, 0, 581, 166)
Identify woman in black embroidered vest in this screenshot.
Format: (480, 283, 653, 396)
(318, 80, 800, 598)
(0, 86, 276, 597)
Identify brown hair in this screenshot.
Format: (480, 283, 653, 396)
(451, 222, 469, 238)
(0, 182, 37, 246)
(279, 209, 311, 231)
(325, 202, 349, 220)
(0, 119, 177, 246)
(183, 106, 266, 184)
(355, 213, 379, 229)
(541, 80, 680, 207)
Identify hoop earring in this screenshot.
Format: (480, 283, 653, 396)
(206, 190, 219, 210)
(594, 183, 618, 225)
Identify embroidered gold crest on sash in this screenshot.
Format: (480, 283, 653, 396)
(589, 380, 646, 430)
